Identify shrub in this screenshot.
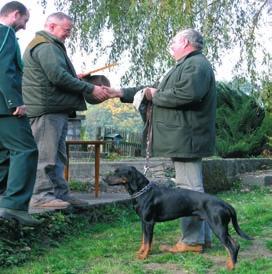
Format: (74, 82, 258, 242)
(216, 82, 272, 157)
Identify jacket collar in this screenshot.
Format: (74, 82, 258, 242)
(176, 50, 202, 66)
(157, 50, 203, 90)
(36, 30, 66, 51)
(0, 22, 17, 33)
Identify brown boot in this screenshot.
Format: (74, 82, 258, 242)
(160, 242, 203, 253)
(30, 198, 70, 209)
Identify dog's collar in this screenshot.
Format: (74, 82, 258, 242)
(130, 182, 155, 199)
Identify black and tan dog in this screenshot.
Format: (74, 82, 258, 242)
(105, 165, 253, 270)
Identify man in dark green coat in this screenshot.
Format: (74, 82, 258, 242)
(105, 29, 216, 253)
(0, 1, 40, 226)
(146, 29, 216, 254)
(22, 12, 110, 209)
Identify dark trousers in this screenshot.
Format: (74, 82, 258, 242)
(0, 115, 38, 211)
(0, 149, 9, 194)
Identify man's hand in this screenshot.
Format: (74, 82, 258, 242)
(77, 73, 85, 79)
(91, 85, 110, 101)
(144, 87, 157, 101)
(102, 86, 123, 98)
(12, 105, 26, 117)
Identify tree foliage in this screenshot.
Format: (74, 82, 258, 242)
(85, 99, 143, 138)
(261, 80, 272, 113)
(39, 0, 270, 85)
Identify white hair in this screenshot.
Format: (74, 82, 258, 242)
(176, 28, 204, 50)
(45, 12, 72, 24)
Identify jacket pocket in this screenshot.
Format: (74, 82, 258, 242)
(153, 122, 192, 155)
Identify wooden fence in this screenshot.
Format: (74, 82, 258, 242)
(69, 126, 142, 158)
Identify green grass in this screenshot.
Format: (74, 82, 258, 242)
(1, 187, 272, 274)
(69, 180, 90, 192)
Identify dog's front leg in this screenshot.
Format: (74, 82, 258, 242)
(137, 221, 154, 260)
(136, 222, 149, 256)
(137, 233, 145, 256)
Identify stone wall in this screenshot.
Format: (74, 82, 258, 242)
(68, 157, 272, 193)
(202, 158, 272, 192)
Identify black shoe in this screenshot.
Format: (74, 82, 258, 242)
(0, 208, 41, 226)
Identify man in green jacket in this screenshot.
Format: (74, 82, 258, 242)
(105, 29, 216, 253)
(22, 12, 109, 209)
(0, 1, 40, 226)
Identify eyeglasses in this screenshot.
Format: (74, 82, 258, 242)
(54, 23, 73, 33)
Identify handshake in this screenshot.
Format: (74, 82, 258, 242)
(85, 86, 158, 105)
(80, 72, 157, 104)
(84, 85, 123, 104)
(80, 74, 121, 104)
(90, 86, 158, 104)
(78, 75, 157, 104)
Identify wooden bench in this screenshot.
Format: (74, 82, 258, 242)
(64, 140, 105, 197)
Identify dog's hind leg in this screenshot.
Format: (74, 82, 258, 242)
(226, 236, 240, 269)
(223, 235, 240, 270)
(137, 222, 154, 260)
(207, 218, 239, 270)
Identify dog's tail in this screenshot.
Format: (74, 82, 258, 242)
(227, 204, 253, 240)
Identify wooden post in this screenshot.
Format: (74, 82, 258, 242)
(65, 140, 105, 197)
(94, 143, 100, 198)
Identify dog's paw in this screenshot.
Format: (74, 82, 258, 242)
(226, 257, 235, 270)
(137, 253, 148, 260)
(136, 250, 149, 260)
(136, 249, 144, 256)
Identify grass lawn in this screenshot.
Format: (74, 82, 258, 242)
(1, 186, 272, 274)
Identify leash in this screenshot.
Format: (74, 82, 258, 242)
(143, 102, 153, 176)
(130, 182, 155, 199)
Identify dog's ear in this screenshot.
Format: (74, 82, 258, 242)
(129, 166, 138, 174)
(128, 166, 136, 177)
(115, 168, 119, 173)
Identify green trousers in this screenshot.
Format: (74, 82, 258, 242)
(0, 115, 38, 211)
(0, 149, 8, 193)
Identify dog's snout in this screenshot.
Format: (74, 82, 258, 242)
(104, 174, 126, 186)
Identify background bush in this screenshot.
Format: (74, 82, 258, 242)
(216, 82, 272, 157)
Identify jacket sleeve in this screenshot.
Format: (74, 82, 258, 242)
(152, 59, 212, 109)
(32, 43, 94, 94)
(0, 27, 24, 109)
(120, 86, 146, 103)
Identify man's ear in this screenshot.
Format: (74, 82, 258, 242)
(48, 22, 54, 28)
(11, 10, 19, 21)
(183, 38, 189, 48)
